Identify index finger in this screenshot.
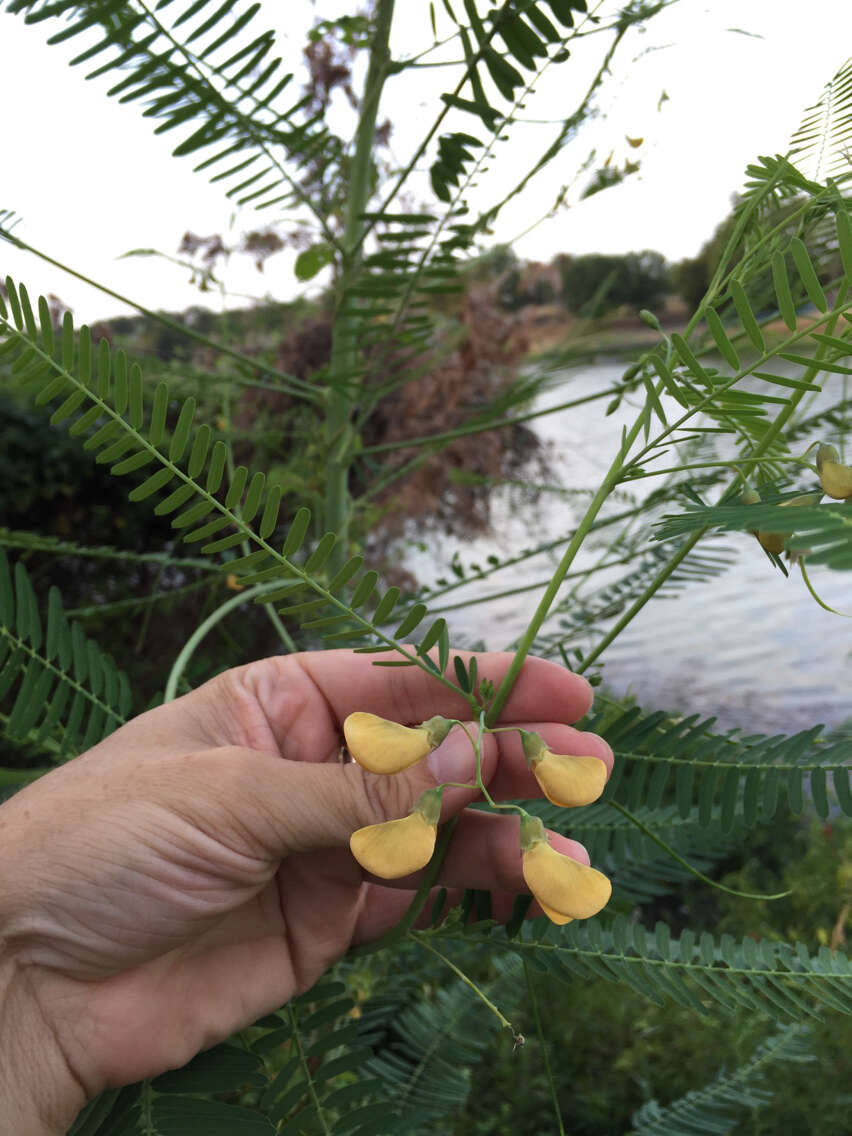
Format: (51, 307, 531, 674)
(300, 648, 593, 730)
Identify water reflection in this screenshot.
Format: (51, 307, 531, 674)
(408, 361, 852, 735)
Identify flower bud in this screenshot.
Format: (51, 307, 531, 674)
(349, 789, 442, 879)
(757, 529, 789, 555)
(759, 492, 823, 555)
(343, 712, 453, 774)
(520, 731, 607, 808)
(519, 815, 612, 922)
(816, 444, 852, 500)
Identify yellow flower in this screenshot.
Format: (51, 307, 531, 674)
(744, 487, 822, 556)
(520, 816, 612, 922)
(343, 712, 452, 774)
(817, 444, 852, 500)
(349, 790, 442, 879)
(520, 731, 607, 808)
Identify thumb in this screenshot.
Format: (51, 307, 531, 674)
(198, 731, 481, 860)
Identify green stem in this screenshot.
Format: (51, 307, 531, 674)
(608, 802, 791, 901)
(576, 532, 701, 674)
(800, 560, 852, 616)
(525, 961, 565, 1136)
(163, 582, 298, 702)
(286, 1005, 333, 1136)
(348, 816, 459, 958)
(410, 932, 523, 1042)
(0, 236, 318, 401)
(324, 0, 395, 577)
(578, 287, 851, 670)
(486, 414, 648, 725)
(358, 384, 624, 455)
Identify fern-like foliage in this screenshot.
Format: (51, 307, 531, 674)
(527, 798, 748, 905)
(442, 916, 852, 1021)
(586, 702, 852, 828)
(0, 548, 130, 757)
(68, 980, 397, 1135)
(656, 493, 852, 570)
(7, 0, 334, 224)
(0, 278, 467, 682)
(790, 57, 852, 182)
(620, 199, 852, 486)
(630, 1025, 814, 1136)
(534, 538, 739, 655)
(364, 955, 522, 1133)
(0, 527, 217, 573)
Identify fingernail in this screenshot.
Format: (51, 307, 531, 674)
(427, 731, 476, 785)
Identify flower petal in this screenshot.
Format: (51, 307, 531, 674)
(535, 899, 574, 926)
(533, 751, 608, 807)
(343, 712, 432, 774)
(350, 812, 437, 879)
(819, 461, 852, 500)
(522, 841, 611, 920)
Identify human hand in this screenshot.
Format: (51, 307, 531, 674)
(0, 649, 611, 1133)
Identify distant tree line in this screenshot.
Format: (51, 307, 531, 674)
(488, 193, 839, 320)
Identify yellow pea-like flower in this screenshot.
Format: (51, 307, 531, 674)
(349, 789, 442, 879)
(745, 488, 822, 556)
(343, 712, 452, 774)
(520, 816, 611, 922)
(817, 444, 852, 500)
(520, 731, 607, 808)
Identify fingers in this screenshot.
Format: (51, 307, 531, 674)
(378, 809, 590, 891)
(185, 720, 606, 871)
(352, 885, 538, 944)
(298, 648, 594, 731)
(438, 718, 614, 803)
(350, 812, 590, 943)
(161, 649, 597, 767)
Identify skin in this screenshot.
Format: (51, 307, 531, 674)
(0, 649, 612, 1134)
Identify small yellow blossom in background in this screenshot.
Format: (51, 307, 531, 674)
(520, 815, 612, 923)
(744, 488, 822, 556)
(520, 731, 607, 808)
(343, 711, 452, 774)
(349, 789, 442, 879)
(817, 443, 852, 500)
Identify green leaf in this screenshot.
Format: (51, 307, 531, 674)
(771, 251, 798, 331)
(372, 586, 401, 623)
(350, 570, 379, 608)
(304, 532, 337, 573)
(394, 603, 427, 637)
(294, 243, 334, 281)
(241, 471, 266, 523)
(152, 1043, 265, 1095)
(729, 280, 765, 352)
(152, 1096, 275, 1134)
(149, 380, 170, 447)
(417, 617, 447, 657)
(168, 396, 196, 462)
(258, 483, 282, 540)
(127, 466, 176, 502)
(790, 236, 827, 312)
(282, 507, 311, 556)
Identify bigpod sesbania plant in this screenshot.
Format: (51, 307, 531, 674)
(1, 3, 852, 1133)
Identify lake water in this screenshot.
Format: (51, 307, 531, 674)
(407, 361, 852, 736)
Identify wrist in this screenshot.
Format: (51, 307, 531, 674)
(0, 951, 87, 1135)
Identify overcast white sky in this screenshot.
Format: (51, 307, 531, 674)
(2, 1, 851, 323)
